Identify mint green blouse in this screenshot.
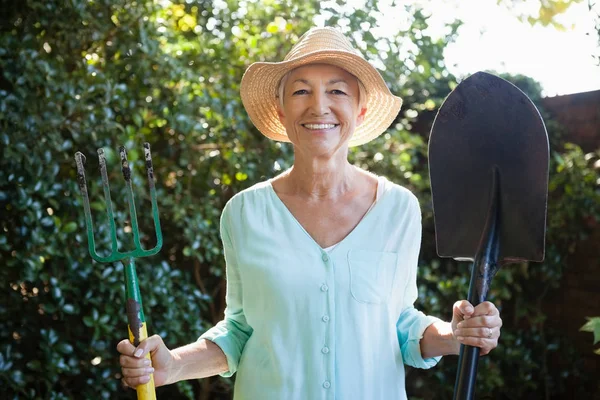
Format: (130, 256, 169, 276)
(199, 177, 441, 400)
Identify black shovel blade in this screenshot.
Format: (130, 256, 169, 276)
(429, 72, 549, 265)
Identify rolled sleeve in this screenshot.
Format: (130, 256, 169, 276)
(198, 203, 252, 377)
(397, 307, 442, 369)
(199, 318, 252, 377)
(396, 195, 442, 369)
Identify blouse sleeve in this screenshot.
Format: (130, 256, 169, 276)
(198, 202, 253, 377)
(396, 195, 442, 369)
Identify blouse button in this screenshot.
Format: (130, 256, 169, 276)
(322, 253, 329, 262)
(323, 381, 331, 389)
(320, 284, 329, 292)
(322, 315, 330, 322)
(321, 346, 330, 354)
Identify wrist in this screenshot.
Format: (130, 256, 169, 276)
(434, 321, 461, 356)
(165, 348, 181, 385)
(421, 321, 461, 358)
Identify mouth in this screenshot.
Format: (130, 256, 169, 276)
(301, 123, 340, 130)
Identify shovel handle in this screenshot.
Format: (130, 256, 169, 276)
(454, 344, 480, 400)
(124, 258, 156, 400)
(453, 251, 495, 400)
(454, 169, 501, 400)
(453, 257, 486, 400)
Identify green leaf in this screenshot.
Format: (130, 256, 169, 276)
(26, 360, 42, 371)
(83, 316, 94, 327)
(57, 343, 73, 354)
(133, 113, 143, 127)
(580, 317, 600, 345)
(62, 222, 78, 233)
(63, 304, 75, 314)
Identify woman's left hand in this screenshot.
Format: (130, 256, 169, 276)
(451, 300, 502, 355)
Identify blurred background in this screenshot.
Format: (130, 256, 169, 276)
(1, 0, 599, 399)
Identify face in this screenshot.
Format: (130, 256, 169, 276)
(277, 63, 367, 157)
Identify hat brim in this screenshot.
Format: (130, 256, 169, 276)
(240, 50, 403, 147)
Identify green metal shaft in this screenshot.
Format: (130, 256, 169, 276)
(124, 257, 146, 346)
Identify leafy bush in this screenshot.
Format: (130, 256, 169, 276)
(1, 0, 598, 399)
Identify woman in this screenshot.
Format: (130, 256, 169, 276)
(117, 27, 502, 399)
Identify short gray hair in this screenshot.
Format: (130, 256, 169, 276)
(276, 70, 367, 111)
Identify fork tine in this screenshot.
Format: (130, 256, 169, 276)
(75, 152, 98, 256)
(75, 152, 88, 201)
(143, 143, 155, 190)
(143, 143, 163, 252)
(98, 148, 119, 253)
(119, 146, 142, 250)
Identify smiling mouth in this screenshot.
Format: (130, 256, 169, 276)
(301, 123, 339, 130)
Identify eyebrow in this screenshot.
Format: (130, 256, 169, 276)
(292, 78, 349, 85)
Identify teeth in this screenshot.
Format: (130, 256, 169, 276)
(303, 124, 337, 130)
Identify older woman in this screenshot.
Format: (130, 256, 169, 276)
(117, 27, 502, 399)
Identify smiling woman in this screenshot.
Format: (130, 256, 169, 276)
(116, 27, 504, 400)
(240, 27, 403, 147)
(276, 64, 367, 158)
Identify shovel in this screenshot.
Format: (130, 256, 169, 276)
(428, 72, 549, 400)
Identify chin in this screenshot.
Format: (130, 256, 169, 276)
(304, 140, 348, 155)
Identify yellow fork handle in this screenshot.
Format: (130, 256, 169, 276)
(128, 322, 156, 400)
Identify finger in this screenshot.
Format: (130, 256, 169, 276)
(457, 315, 501, 329)
(122, 366, 155, 378)
(123, 374, 151, 389)
(454, 326, 499, 339)
(453, 300, 474, 319)
(132, 334, 166, 359)
(120, 354, 151, 368)
(116, 339, 136, 356)
(472, 301, 499, 316)
(456, 335, 497, 354)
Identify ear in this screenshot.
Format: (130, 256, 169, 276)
(356, 106, 367, 127)
(276, 106, 286, 125)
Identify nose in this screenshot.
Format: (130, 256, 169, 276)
(309, 89, 330, 116)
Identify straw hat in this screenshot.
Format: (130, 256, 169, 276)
(240, 27, 403, 147)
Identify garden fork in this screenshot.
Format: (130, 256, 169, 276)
(75, 143, 162, 400)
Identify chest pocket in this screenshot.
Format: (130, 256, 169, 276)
(347, 249, 398, 304)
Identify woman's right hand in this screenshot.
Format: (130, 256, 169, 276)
(117, 335, 174, 388)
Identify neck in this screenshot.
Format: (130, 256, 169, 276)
(285, 150, 356, 199)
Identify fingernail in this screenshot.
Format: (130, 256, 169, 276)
(143, 359, 151, 366)
(457, 322, 463, 328)
(457, 336, 464, 341)
(134, 349, 143, 357)
(146, 367, 154, 374)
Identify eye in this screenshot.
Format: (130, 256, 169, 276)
(292, 89, 308, 95)
(331, 89, 347, 95)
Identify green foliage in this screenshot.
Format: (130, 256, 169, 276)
(1, 0, 599, 399)
(498, 0, 584, 30)
(580, 317, 600, 355)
